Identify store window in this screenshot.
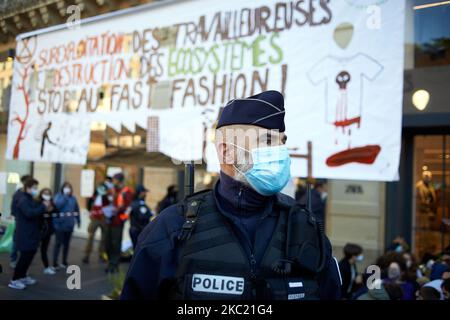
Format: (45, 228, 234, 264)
(413, 135, 450, 259)
(413, 0, 450, 68)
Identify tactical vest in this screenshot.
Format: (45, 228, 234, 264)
(169, 190, 327, 300)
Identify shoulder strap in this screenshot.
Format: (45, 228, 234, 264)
(274, 193, 321, 229)
(177, 189, 213, 242)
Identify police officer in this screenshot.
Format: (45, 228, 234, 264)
(129, 184, 153, 249)
(121, 91, 342, 300)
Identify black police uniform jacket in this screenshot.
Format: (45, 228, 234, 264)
(121, 172, 341, 300)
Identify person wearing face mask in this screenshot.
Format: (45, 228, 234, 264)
(53, 182, 80, 269)
(299, 180, 327, 227)
(402, 252, 422, 292)
(129, 184, 153, 249)
(383, 252, 416, 300)
(9, 178, 48, 290)
(121, 90, 341, 300)
(156, 185, 178, 214)
(9, 174, 31, 268)
(104, 173, 133, 273)
(104, 176, 114, 191)
(386, 236, 410, 253)
(38, 188, 57, 275)
(339, 243, 364, 299)
(83, 181, 112, 264)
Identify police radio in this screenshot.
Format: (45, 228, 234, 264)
(178, 162, 198, 243)
(306, 182, 312, 213)
(184, 161, 195, 197)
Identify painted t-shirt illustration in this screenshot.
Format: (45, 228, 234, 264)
(308, 53, 383, 167)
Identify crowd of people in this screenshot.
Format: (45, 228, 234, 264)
(5, 172, 178, 290)
(294, 180, 449, 301)
(3, 171, 449, 300)
(8, 175, 80, 289)
(338, 238, 450, 300)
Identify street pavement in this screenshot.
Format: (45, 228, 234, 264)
(0, 237, 129, 300)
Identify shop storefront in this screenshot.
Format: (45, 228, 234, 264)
(322, 0, 450, 263)
(385, 0, 450, 260)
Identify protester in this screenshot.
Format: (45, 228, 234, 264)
(402, 251, 422, 294)
(9, 174, 31, 268)
(419, 256, 450, 300)
(386, 236, 410, 253)
(441, 278, 450, 300)
(386, 261, 415, 300)
(9, 178, 47, 290)
(53, 182, 80, 269)
(429, 247, 450, 280)
(430, 262, 449, 281)
(357, 283, 389, 300)
(104, 173, 133, 273)
(423, 279, 445, 299)
(339, 243, 364, 299)
(83, 181, 111, 264)
(357, 281, 403, 300)
(156, 185, 177, 213)
(38, 188, 57, 275)
(382, 251, 416, 300)
(352, 246, 447, 301)
(418, 285, 441, 300)
(299, 179, 327, 224)
(294, 180, 306, 203)
(129, 184, 153, 249)
(403, 251, 423, 280)
(104, 176, 114, 190)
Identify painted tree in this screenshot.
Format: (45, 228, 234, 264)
(11, 65, 31, 159)
(10, 35, 37, 160)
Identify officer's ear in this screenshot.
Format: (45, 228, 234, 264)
(217, 143, 235, 165)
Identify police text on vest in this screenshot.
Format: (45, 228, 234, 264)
(192, 274, 245, 295)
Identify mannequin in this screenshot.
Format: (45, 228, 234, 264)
(416, 170, 437, 256)
(416, 170, 437, 229)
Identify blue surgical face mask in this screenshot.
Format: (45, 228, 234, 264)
(233, 144, 291, 196)
(97, 185, 107, 196)
(29, 188, 38, 197)
(105, 181, 114, 190)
